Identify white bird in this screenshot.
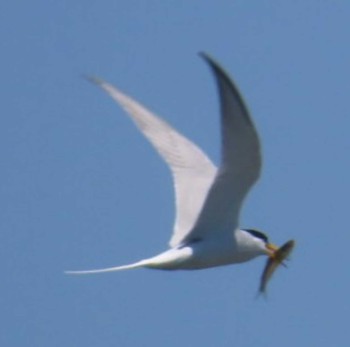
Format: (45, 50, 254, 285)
(67, 53, 294, 292)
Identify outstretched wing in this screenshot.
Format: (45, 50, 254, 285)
(181, 54, 262, 244)
(88, 77, 217, 247)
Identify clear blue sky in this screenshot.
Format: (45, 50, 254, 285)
(1, 1, 350, 346)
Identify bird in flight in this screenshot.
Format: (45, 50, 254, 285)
(67, 53, 295, 293)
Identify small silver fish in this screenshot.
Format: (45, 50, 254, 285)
(259, 239, 295, 294)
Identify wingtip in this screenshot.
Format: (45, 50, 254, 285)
(198, 52, 230, 83)
(198, 51, 214, 64)
(82, 74, 104, 86)
(200, 52, 230, 76)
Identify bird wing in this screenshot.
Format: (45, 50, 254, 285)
(180, 54, 262, 244)
(88, 76, 217, 247)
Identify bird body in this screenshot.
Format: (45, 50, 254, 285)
(71, 229, 268, 274)
(67, 53, 294, 292)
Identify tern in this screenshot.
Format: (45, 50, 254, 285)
(67, 53, 294, 293)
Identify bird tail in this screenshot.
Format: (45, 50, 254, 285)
(65, 260, 147, 275)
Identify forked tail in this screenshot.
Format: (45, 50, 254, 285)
(65, 260, 147, 275)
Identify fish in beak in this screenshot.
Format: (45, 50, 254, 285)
(259, 240, 295, 294)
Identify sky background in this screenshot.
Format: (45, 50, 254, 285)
(1, 1, 350, 346)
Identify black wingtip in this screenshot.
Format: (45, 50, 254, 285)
(198, 52, 253, 126)
(81, 74, 103, 86)
(198, 51, 209, 60)
(198, 52, 235, 88)
(198, 52, 220, 70)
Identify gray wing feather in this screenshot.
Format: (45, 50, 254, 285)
(181, 54, 262, 243)
(88, 77, 217, 248)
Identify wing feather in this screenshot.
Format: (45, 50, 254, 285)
(88, 77, 217, 247)
(181, 54, 262, 243)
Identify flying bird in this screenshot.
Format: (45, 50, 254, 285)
(67, 53, 294, 293)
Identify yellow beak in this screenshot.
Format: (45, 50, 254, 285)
(266, 243, 278, 257)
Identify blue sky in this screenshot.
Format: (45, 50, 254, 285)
(1, 1, 350, 346)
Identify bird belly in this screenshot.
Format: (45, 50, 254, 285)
(179, 240, 253, 269)
(143, 236, 262, 271)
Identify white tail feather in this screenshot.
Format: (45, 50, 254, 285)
(65, 260, 146, 275)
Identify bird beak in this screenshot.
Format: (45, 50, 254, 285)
(266, 243, 278, 257)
